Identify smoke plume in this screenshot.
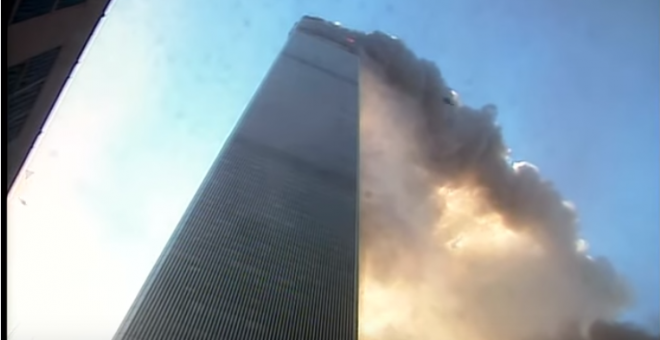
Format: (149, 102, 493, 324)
(356, 31, 657, 340)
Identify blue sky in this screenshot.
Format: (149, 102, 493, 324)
(7, 0, 659, 338)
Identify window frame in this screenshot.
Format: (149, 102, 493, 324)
(10, 0, 87, 24)
(7, 46, 62, 142)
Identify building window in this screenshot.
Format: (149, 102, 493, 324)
(55, 0, 86, 10)
(7, 47, 61, 142)
(11, 0, 87, 24)
(8, 83, 45, 141)
(12, 0, 56, 23)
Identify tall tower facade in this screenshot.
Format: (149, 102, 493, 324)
(113, 17, 361, 340)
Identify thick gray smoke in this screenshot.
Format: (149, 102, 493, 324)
(356, 31, 657, 340)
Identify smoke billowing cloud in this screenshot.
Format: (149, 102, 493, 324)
(356, 31, 657, 340)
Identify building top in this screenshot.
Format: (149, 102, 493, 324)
(292, 16, 362, 53)
(292, 15, 460, 107)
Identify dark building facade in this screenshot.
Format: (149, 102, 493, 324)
(113, 17, 361, 339)
(6, 0, 111, 193)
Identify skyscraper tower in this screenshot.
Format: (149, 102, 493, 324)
(113, 16, 361, 340)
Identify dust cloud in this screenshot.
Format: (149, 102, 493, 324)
(357, 31, 656, 340)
